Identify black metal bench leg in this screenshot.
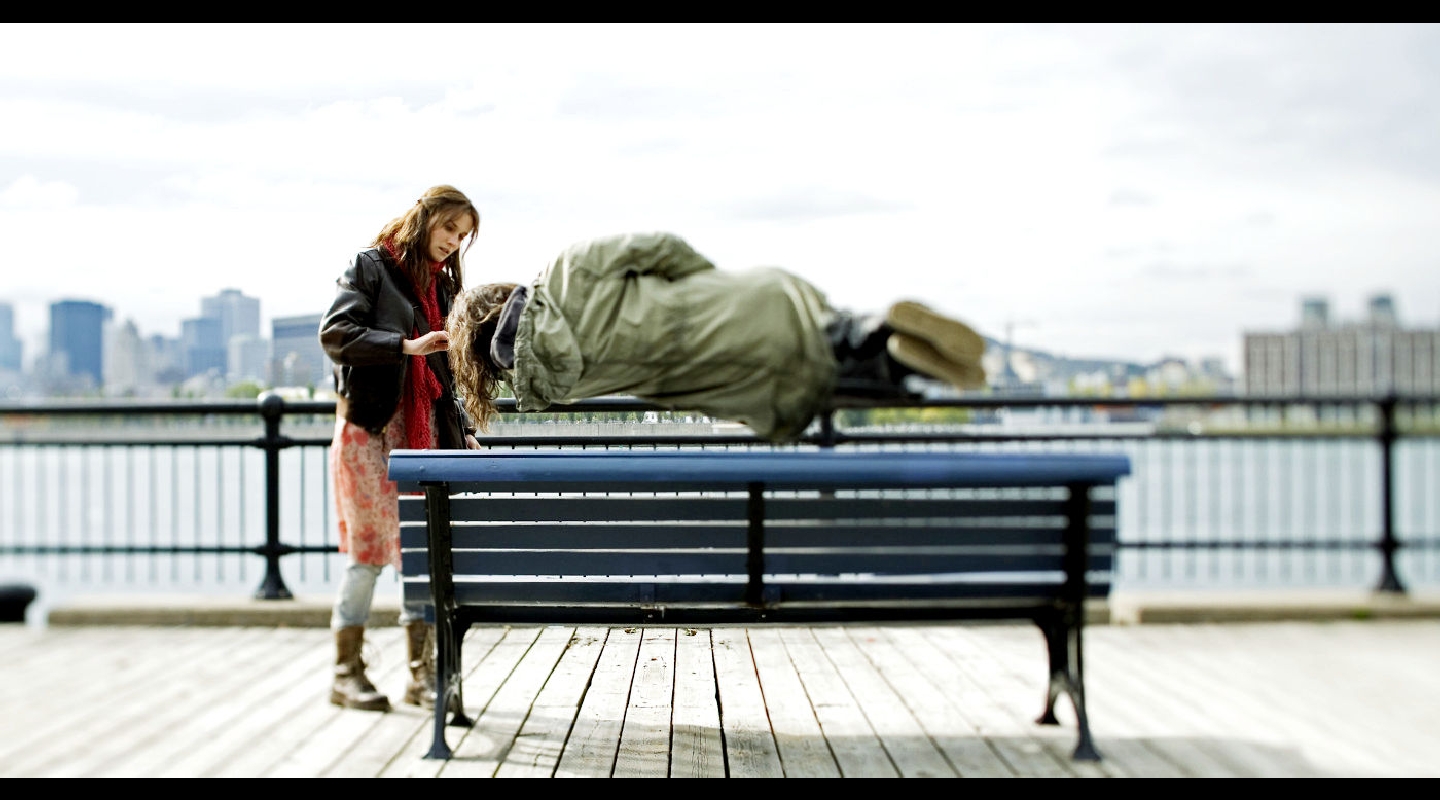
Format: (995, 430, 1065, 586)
(1062, 615, 1100, 761)
(1070, 696, 1100, 761)
(426, 616, 475, 761)
(1067, 624, 1100, 762)
(1055, 482, 1101, 761)
(1035, 613, 1102, 761)
(446, 621, 472, 727)
(426, 614, 456, 760)
(421, 485, 474, 760)
(1036, 616, 1063, 726)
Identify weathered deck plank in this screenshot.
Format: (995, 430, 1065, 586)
(888, 625, 1078, 777)
(746, 627, 841, 777)
(711, 627, 784, 778)
(494, 626, 607, 778)
(552, 626, 640, 778)
(613, 627, 678, 778)
(850, 626, 1018, 777)
(1, 619, 1437, 778)
(671, 628, 726, 778)
(776, 626, 899, 777)
(812, 627, 957, 777)
(439, 624, 572, 778)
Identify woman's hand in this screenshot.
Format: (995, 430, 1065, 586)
(402, 330, 450, 356)
(464, 433, 480, 450)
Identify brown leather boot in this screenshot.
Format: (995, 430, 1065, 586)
(402, 621, 438, 709)
(887, 333, 988, 391)
(885, 300, 987, 366)
(331, 626, 390, 712)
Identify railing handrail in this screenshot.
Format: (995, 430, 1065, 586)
(2, 390, 1437, 415)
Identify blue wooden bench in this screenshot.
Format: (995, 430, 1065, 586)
(390, 447, 1131, 763)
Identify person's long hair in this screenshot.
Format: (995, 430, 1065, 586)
(372, 184, 480, 296)
(447, 282, 520, 433)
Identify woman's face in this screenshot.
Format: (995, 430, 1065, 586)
(427, 212, 476, 264)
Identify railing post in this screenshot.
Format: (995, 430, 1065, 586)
(1374, 393, 1405, 595)
(817, 410, 837, 449)
(253, 392, 294, 600)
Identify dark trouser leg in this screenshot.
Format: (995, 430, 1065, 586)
(826, 311, 918, 402)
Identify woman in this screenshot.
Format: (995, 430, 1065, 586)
(447, 231, 987, 443)
(318, 184, 481, 712)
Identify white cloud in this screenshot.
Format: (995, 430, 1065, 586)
(0, 176, 80, 209)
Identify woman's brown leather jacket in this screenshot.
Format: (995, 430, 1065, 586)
(318, 247, 473, 447)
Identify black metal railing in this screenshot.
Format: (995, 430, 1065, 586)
(1, 392, 1435, 600)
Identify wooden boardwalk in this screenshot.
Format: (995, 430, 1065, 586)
(1, 619, 1437, 777)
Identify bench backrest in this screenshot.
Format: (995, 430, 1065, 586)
(392, 449, 1131, 625)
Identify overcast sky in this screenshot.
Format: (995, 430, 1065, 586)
(2, 22, 1437, 375)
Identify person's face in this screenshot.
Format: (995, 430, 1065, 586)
(427, 211, 476, 263)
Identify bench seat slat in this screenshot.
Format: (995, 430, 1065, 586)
(401, 548, 1113, 578)
(400, 520, 1117, 546)
(404, 579, 1112, 605)
(399, 495, 1116, 523)
(403, 579, 1110, 609)
(399, 523, 1117, 551)
(389, 449, 1133, 491)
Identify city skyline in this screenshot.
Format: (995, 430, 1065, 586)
(4, 266, 1431, 386)
(2, 280, 1425, 380)
(5, 284, 1437, 401)
(0, 286, 333, 397)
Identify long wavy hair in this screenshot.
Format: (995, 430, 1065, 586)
(372, 184, 480, 296)
(447, 282, 521, 433)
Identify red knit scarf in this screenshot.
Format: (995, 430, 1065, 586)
(385, 239, 447, 451)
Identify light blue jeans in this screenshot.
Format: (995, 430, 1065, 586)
(331, 562, 427, 630)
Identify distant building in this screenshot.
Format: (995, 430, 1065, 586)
(0, 301, 22, 373)
(181, 316, 226, 378)
(227, 334, 270, 385)
(201, 288, 261, 344)
(200, 288, 261, 378)
(1147, 357, 1192, 393)
(1300, 297, 1329, 330)
(1243, 293, 1438, 397)
(105, 318, 153, 397)
(179, 288, 261, 382)
(147, 333, 185, 387)
(49, 299, 110, 390)
(270, 313, 330, 391)
(1196, 357, 1235, 394)
(1367, 293, 1398, 328)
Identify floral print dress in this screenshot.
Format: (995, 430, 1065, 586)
(330, 402, 436, 569)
